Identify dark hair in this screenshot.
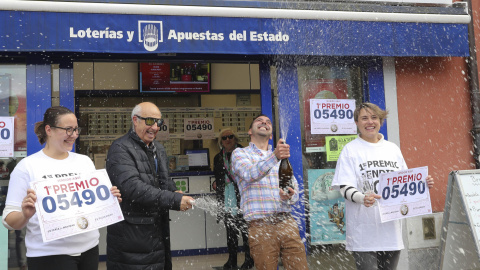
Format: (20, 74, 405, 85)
(34, 106, 74, 145)
(249, 114, 270, 129)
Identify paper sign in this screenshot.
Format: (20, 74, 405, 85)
(310, 99, 356, 135)
(0, 117, 14, 157)
(325, 135, 356, 162)
(378, 166, 432, 223)
(184, 118, 214, 140)
(156, 118, 170, 141)
(31, 169, 124, 242)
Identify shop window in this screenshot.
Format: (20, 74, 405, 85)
(73, 61, 261, 173)
(0, 63, 27, 269)
(271, 61, 365, 246)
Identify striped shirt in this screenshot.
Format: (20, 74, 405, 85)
(231, 142, 299, 221)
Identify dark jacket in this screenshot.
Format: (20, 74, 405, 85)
(106, 129, 183, 270)
(214, 146, 242, 222)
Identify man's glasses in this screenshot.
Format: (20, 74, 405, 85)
(135, 115, 164, 127)
(222, 135, 235, 141)
(50, 126, 81, 136)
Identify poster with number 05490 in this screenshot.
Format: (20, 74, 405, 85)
(31, 169, 124, 242)
(378, 166, 432, 223)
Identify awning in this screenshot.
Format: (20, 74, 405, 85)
(0, 1, 469, 56)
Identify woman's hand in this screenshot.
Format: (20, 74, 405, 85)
(110, 186, 122, 203)
(22, 188, 37, 219)
(363, 192, 381, 207)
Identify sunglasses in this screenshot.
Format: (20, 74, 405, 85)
(221, 135, 235, 141)
(135, 115, 164, 127)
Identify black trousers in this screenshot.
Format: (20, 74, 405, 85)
(224, 213, 251, 264)
(27, 245, 99, 270)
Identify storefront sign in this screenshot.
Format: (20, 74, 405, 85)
(184, 118, 214, 140)
(308, 169, 346, 244)
(325, 135, 357, 161)
(0, 11, 468, 57)
(0, 117, 14, 157)
(310, 99, 356, 135)
(31, 169, 124, 242)
(378, 166, 432, 223)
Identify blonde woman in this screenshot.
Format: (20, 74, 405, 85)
(213, 129, 253, 270)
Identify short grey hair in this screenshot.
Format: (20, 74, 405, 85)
(131, 104, 142, 126)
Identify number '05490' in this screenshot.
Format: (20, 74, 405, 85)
(382, 181, 426, 200)
(42, 185, 110, 213)
(313, 109, 353, 120)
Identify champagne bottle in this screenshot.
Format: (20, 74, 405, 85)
(279, 157, 293, 193)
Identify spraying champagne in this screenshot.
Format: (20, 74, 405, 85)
(278, 140, 293, 193)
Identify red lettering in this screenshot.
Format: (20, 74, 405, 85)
(0, 122, 5, 128)
(89, 177, 99, 187)
(43, 186, 50, 196)
(75, 181, 86, 190)
(68, 183, 75, 192)
(53, 185, 60, 194)
(60, 184, 68, 194)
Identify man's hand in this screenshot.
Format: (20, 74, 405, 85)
(426, 175, 434, 189)
(180, 196, 194, 211)
(279, 187, 295, 200)
(110, 186, 122, 203)
(274, 139, 290, 160)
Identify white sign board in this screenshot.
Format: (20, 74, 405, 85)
(309, 99, 356, 135)
(440, 170, 480, 269)
(184, 118, 214, 140)
(31, 169, 124, 242)
(378, 166, 432, 222)
(0, 117, 14, 157)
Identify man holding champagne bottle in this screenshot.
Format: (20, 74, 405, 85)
(231, 114, 308, 270)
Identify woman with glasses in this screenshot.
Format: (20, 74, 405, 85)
(213, 128, 254, 270)
(1, 106, 121, 270)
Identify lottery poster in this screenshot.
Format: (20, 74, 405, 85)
(310, 99, 356, 135)
(378, 166, 432, 223)
(31, 169, 124, 242)
(301, 79, 348, 149)
(183, 118, 214, 140)
(308, 169, 346, 245)
(0, 117, 14, 157)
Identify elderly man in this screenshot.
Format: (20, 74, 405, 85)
(106, 102, 194, 270)
(231, 114, 308, 270)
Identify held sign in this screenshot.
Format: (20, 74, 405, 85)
(309, 99, 356, 135)
(377, 166, 432, 223)
(31, 169, 124, 242)
(0, 117, 14, 157)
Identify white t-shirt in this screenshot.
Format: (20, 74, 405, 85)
(331, 135, 407, 252)
(3, 150, 99, 257)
